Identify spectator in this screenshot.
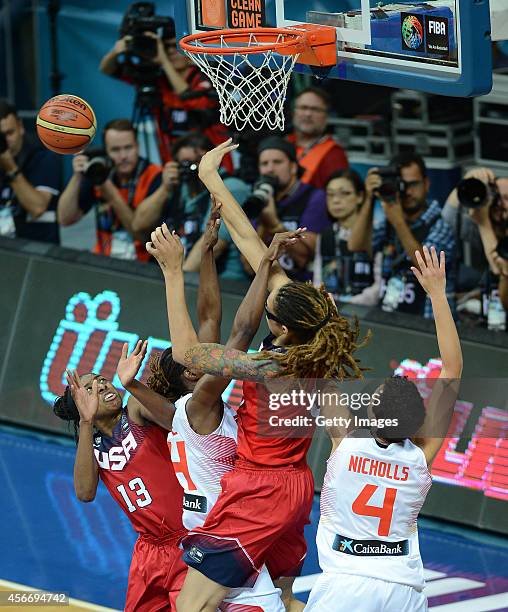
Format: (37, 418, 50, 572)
(314, 169, 381, 305)
(0, 100, 60, 243)
(286, 87, 348, 189)
(134, 132, 250, 279)
(99, 20, 230, 167)
(348, 152, 455, 318)
(249, 136, 330, 281)
(57, 119, 161, 262)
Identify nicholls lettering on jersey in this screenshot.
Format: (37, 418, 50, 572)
(94, 412, 140, 470)
(348, 455, 409, 481)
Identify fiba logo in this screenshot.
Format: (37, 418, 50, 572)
(401, 14, 424, 51)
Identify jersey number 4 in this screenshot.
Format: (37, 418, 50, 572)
(352, 484, 397, 537)
(117, 477, 153, 513)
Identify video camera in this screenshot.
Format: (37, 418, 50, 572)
(119, 2, 174, 87)
(376, 167, 406, 202)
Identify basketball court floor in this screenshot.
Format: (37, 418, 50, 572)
(2, 425, 507, 611)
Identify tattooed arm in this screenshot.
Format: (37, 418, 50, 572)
(184, 343, 281, 381)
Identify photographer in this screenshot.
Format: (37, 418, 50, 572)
(134, 133, 250, 278)
(99, 7, 228, 164)
(244, 136, 330, 281)
(0, 100, 60, 244)
(57, 119, 161, 262)
(443, 169, 508, 329)
(348, 152, 455, 318)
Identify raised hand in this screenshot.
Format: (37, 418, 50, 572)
(117, 340, 148, 388)
(411, 246, 446, 297)
(198, 138, 239, 181)
(146, 223, 185, 274)
(66, 369, 98, 424)
(202, 196, 222, 252)
(264, 228, 307, 262)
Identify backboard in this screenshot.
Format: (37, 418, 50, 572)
(175, 0, 493, 97)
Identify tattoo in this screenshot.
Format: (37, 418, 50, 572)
(184, 343, 282, 381)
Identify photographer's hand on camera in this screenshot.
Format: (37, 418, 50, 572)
(99, 36, 132, 76)
(162, 161, 179, 191)
(143, 31, 189, 95)
(259, 196, 284, 234)
(464, 166, 496, 186)
(347, 169, 377, 255)
(0, 147, 17, 174)
(365, 167, 382, 200)
(72, 154, 89, 176)
(380, 193, 405, 227)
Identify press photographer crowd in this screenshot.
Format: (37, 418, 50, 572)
(1, 3, 507, 330)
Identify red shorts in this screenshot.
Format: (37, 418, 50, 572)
(181, 462, 314, 588)
(125, 532, 188, 612)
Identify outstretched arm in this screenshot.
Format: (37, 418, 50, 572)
(197, 200, 222, 343)
(117, 341, 175, 430)
(147, 224, 200, 362)
(186, 230, 306, 430)
(66, 370, 100, 502)
(411, 247, 463, 466)
(147, 226, 283, 381)
(198, 140, 290, 293)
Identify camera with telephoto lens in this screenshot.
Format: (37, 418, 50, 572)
(376, 167, 406, 202)
(0, 132, 7, 155)
(178, 160, 199, 184)
(83, 148, 113, 186)
(497, 236, 508, 261)
(242, 176, 280, 219)
(456, 177, 500, 209)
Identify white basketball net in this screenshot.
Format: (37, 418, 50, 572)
(183, 33, 301, 132)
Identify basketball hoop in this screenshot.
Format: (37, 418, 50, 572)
(180, 25, 336, 132)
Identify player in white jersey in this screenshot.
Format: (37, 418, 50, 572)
(170, 393, 284, 611)
(121, 210, 300, 610)
(306, 247, 463, 612)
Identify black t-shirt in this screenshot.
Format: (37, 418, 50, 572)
(0, 137, 61, 243)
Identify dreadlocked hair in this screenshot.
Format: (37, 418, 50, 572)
(147, 347, 188, 402)
(257, 282, 371, 379)
(53, 387, 80, 443)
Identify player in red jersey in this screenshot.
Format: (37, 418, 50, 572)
(54, 367, 187, 612)
(147, 167, 369, 612)
(51, 206, 229, 612)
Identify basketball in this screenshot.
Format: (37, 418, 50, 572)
(36, 94, 96, 155)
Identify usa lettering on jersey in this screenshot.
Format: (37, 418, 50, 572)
(348, 454, 409, 481)
(94, 431, 137, 470)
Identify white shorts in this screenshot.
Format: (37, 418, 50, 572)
(222, 565, 285, 612)
(304, 573, 427, 612)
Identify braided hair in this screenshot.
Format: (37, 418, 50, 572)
(257, 282, 370, 379)
(53, 387, 80, 443)
(147, 347, 189, 402)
